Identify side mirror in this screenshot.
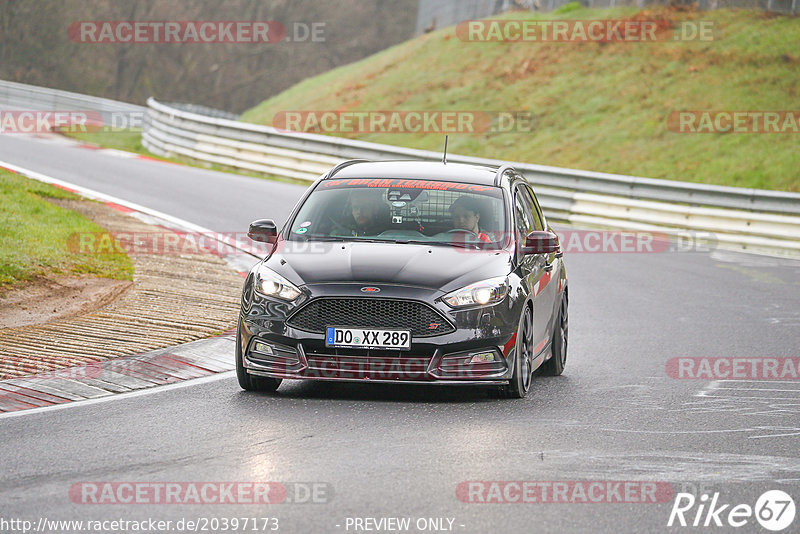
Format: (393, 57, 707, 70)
(248, 219, 278, 243)
(522, 230, 560, 255)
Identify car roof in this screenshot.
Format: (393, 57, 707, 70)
(329, 160, 509, 187)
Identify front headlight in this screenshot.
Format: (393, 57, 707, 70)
(442, 276, 509, 308)
(254, 264, 301, 301)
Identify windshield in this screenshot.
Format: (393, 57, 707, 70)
(287, 178, 508, 248)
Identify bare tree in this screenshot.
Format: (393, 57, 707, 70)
(0, 0, 418, 112)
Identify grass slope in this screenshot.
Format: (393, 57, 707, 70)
(242, 6, 800, 191)
(0, 170, 133, 288)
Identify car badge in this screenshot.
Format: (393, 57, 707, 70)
(361, 287, 381, 293)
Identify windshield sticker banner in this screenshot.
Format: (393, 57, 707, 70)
(324, 178, 493, 192)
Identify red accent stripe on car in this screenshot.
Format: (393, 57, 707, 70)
(503, 333, 517, 356)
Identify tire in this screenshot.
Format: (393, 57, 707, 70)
(541, 295, 568, 377)
(500, 304, 535, 399)
(236, 326, 282, 393)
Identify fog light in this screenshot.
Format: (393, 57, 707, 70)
(253, 342, 274, 355)
(468, 351, 497, 364)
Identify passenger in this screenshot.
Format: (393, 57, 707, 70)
(449, 196, 492, 243)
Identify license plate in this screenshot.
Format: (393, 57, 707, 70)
(325, 327, 411, 350)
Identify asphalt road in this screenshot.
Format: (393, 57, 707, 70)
(1, 134, 799, 533)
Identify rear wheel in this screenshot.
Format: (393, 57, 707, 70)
(541, 295, 568, 376)
(500, 305, 535, 399)
(236, 326, 282, 393)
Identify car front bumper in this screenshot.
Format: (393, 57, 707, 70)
(239, 272, 523, 385)
(241, 327, 514, 385)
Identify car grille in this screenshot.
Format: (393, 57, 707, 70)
(287, 298, 454, 337)
(305, 352, 431, 380)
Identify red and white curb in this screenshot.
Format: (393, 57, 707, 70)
(77, 142, 180, 165)
(6, 131, 176, 165)
(0, 333, 236, 415)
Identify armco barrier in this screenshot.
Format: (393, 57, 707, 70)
(2, 80, 797, 257)
(0, 80, 145, 126)
(142, 98, 800, 257)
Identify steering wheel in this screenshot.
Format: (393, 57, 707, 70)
(444, 228, 479, 237)
(321, 214, 353, 235)
(377, 230, 426, 238)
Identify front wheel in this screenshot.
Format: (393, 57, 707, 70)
(499, 305, 535, 399)
(541, 295, 568, 376)
(236, 326, 282, 393)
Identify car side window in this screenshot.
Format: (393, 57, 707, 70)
(513, 187, 534, 238)
(520, 185, 544, 231)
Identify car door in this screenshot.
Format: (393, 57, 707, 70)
(523, 184, 560, 349)
(512, 183, 551, 360)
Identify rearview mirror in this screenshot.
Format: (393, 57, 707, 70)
(522, 230, 560, 255)
(248, 219, 278, 243)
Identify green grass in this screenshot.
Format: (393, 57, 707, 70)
(241, 7, 800, 192)
(0, 170, 134, 288)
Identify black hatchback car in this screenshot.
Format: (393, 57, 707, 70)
(237, 160, 567, 398)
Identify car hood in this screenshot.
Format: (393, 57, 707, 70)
(266, 241, 512, 292)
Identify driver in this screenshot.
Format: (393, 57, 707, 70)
(449, 196, 492, 243)
(340, 189, 389, 237)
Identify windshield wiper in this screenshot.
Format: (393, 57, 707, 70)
(296, 236, 400, 244)
(295, 236, 483, 249)
(423, 240, 480, 249)
(297, 235, 349, 242)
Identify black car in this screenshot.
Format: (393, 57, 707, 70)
(237, 160, 568, 398)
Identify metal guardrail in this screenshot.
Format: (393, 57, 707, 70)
(2, 80, 797, 257)
(143, 97, 800, 257)
(163, 102, 241, 122)
(0, 80, 145, 125)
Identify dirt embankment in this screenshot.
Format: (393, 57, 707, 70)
(0, 199, 245, 380)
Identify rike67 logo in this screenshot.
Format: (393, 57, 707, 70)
(668, 490, 795, 531)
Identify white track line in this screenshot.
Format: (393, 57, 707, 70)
(0, 371, 234, 420)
